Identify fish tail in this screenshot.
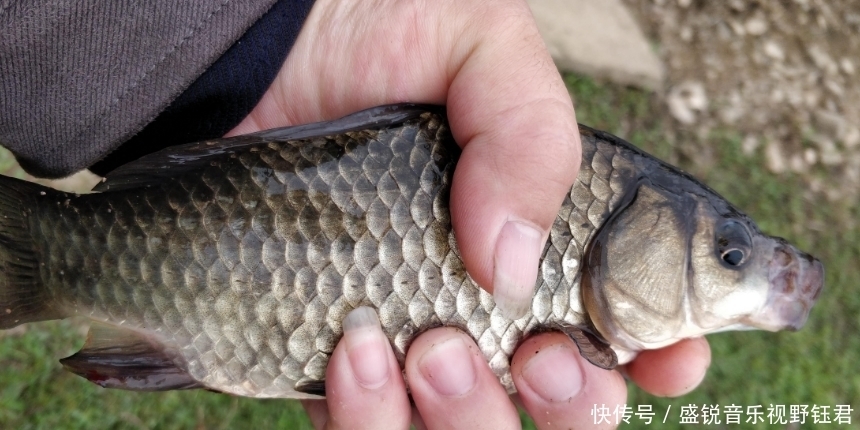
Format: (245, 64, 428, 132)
(0, 175, 59, 329)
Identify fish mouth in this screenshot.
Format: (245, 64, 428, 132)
(745, 240, 824, 331)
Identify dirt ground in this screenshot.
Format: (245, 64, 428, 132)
(625, 0, 860, 201)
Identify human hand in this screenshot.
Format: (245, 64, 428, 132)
(226, 0, 712, 427)
(302, 307, 710, 429)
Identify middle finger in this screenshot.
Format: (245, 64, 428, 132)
(406, 327, 521, 429)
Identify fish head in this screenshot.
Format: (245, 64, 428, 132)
(581, 180, 824, 357)
(698, 233, 824, 333)
(681, 210, 823, 336)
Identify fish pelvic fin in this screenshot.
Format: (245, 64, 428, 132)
(533, 323, 618, 370)
(0, 175, 62, 329)
(60, 322, 203, 391)
(294, 379, 326, 397)
(563, 326, 618, 369)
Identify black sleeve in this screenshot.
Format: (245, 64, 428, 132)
(89, 0, 316, 176)
(0, 0, 315, 178)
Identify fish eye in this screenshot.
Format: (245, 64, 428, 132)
(715, 220, 752, 268)
(722, 249, 745, 266)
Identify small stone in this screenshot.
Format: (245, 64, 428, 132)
(667, 81, 708, 125)
(680, 26, 693, 42)
(745, 17, 768, 35)
(789, 153, 807, 173)
(765, 141, 786, 173)
(807, 45, 838, 74)
(840, 58, 855, 75)
(763, 40, 784, 61)
(742, 135, 760, 155)
(729, 0, 746, 12)
(677, 0, 692, 7)
(843, 127, 860, 148)
(824, 80, 843, 97)
(804, 148, 818, 165)
(804, 91, 820, 108)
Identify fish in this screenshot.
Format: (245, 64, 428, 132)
(0, 104, 823, 398)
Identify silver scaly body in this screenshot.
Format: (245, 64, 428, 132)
(0, 105, 822, 398)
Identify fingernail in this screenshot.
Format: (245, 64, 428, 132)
(493, 220, 544, 319)
(343, 307, 390, 390)
(418, 336, 476, 397)
(521, 344, 584, 403)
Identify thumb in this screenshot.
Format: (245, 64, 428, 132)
(445, 0, 580, 318)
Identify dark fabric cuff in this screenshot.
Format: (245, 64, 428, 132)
(90, 0, 315, 176)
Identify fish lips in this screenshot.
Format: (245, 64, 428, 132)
(745, 242, 824, 332)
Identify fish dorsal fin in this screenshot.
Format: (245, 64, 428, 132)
(95, 104, 441, 192)
(60, 322, 201, 391)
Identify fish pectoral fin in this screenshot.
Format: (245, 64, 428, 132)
(561, 326, 618, 370)
(59, 322, 202, 391)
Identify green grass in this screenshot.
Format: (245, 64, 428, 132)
(1, 74, 856, 428)
(0, 321, 313, 430)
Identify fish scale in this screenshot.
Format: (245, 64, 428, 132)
(31, 111, 608, 396)
(0, 105, 822, 399)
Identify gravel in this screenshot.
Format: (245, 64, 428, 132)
(625, 0, 860, 199)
